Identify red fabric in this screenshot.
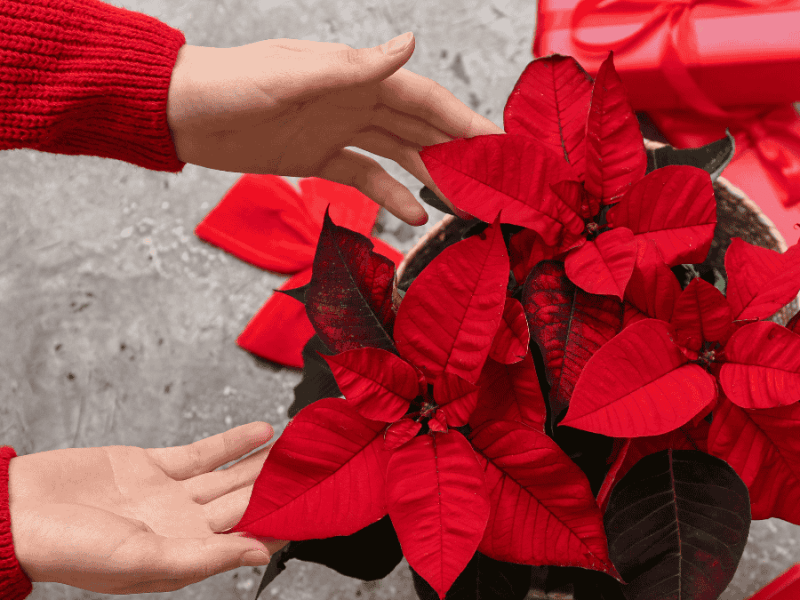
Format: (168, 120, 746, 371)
(0, 447, 33, 600)
(533, 0, 800, 111)
(0, 0, 187, 173)
(532, 0, 800, 247)
(747, 565, 800, 600)
(195, 175, 405, 369)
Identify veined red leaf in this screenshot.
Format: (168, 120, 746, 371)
(598, 420, 710, 514)
(306, 207, 398, 355)
(521, 260, 623, 424)
(709, 396, 800, 523)
(605, 449, 750, 600)
(624, 238, 681, 322)
(622, 300, 649, 329)
(386, 432, 490, 600)
(503, 54, 593, 181)
(394, 213, 509, 386)
(429, 410, 448, 433)
(509, 228, 559, 287)
(605, 165, 716, 267)
(418, 134, 578, 244)
(564, 226, 637, 299)
(469, 353, 547, 432)
(720, 321, 800, 409)
(669, 278, 733, 352)
(489, 297, 530, 365)
(561, 318, 717, 437)
(321, 347, 424, 422)
(230, 397, 390, 540)
(385, 418, 421, 451)
(725, 237, 800, 320)
(470, 420, 622, 581)
(433, 371, 480, 427)
(551, 178, 598, 222)
(583, 51, 647, 206)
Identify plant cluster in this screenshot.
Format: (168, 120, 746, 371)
(231, 52, 800, 600)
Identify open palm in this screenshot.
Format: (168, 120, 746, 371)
(8, 422, 287, 595)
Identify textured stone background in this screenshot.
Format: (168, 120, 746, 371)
(2, 0, 799, 598)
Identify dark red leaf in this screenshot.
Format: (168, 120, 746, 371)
(719, 321, 800, 409)
(384, 418, 421, 451)
(669, 278, 733, 352)
(394, 213, 509, 386)
(561, 319, 717, 437)
(708, 395, 800, 523)
(469, 353, 547, 432)
(503, 54, 593, 181)
(418, 134, 578, 243)
(321, 347, 424, 422)
(386, 432, 490, 600)
(605, 449, 750, 600)
(306, 207, 398, 355)
(230, 397, 390, 540)
(429, 410, 448, 433)
(551, 179, 598, 221)
(598, 420, 710, 514)
(725, 237, 800, 320)
(623, 238, 681, 322)
(470, 420, 621, 581)
(433, 371, 480, 427)
(789, 310, 800, 333)
(622, 300, 649, 329)
(596, 438, 631, 515)
(489, 297, 530, 365)
(521, 260, 623, 424)
(564, 227, 637, 299)
(583, 51, 647, 206)
(605, 165, 716, 267)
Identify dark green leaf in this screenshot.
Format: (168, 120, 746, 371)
(284, 516, 403, 580)
(274, 281, 310, 305)
(289, 334, 340, 418)
(420, 185, 457, 216)
(410, 551, 531, 600)
(645, 129, 735, 183)
(254, 544, 290, 600)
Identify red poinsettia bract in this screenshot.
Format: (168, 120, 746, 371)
(419, 52, 716, 301)
(563, 236, 800, 523)
(230, 213, 621, 599)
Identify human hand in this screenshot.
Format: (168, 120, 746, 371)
(166, 32, 505, 226)
(7, 421, 288, 595)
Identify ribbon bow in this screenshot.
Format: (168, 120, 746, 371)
(567, 0, 800, 217)
(195, 175, 404, 369)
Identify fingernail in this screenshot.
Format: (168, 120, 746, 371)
(241, 550, 270, 567)
(381, 32, 413, 55)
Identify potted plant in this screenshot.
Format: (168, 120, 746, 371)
(228, 51, 800, 600)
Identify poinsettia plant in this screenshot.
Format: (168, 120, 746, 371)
(228, 51, 800, 600)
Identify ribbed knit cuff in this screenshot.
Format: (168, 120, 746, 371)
(0, 0, 187, 172)
(0, 447, 33, 600)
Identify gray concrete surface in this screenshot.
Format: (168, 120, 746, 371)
(1, 0, 798, 598)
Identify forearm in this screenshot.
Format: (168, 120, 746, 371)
(0, 0, 187, 172)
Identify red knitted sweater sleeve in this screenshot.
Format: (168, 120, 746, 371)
(0, 0, 187, 172)
(0, 446, 32, 600)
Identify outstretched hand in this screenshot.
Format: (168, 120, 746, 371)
(166, 32, 504, 226)
(8, 422, 287, 595)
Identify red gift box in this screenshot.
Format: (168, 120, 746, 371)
(533, 0, 800, 112)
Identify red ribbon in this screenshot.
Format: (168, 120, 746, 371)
(195, 174, 404, 369)
(567, 0, 800, 210)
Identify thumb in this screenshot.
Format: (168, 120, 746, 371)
(360, 31, 415, 81)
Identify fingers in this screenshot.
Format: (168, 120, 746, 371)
(186, 441, 273, 505)
(348, 127, 470, 219)
(147, 421, 273, 481)
(378, 67, 505, 140)
(316, 147, 430, 226)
